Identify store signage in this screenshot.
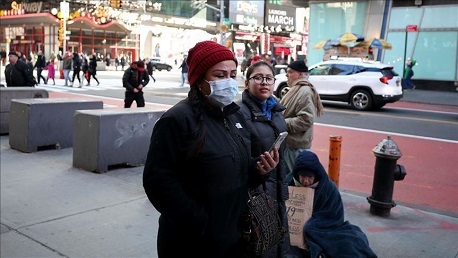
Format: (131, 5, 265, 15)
(9, 1, 43, 14)
(264, 3, 296, 32)
(229, 1, 264, 26)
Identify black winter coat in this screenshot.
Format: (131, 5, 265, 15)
(5, 60, 36, 86)
(143, 97, 265, 258)
(237, 90, 289, 257)
(88, 57, 97, 74)
(122, 66, 149, 92)
(34, 54, 46, 69)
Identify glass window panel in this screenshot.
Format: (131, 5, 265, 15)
(383, 31, 457, 81)
(422, 6, 458, 28)
(382, 32, 412, 76)
(308, 2, 367, 66)
(388, 7, 423, 29)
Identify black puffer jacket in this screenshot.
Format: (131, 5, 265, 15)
(237, 90, 289, 257)
(143, 96, 264, 258)
(122, 65, 149, 92)
(5, 60, 35, 86)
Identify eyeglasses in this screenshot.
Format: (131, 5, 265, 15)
(248, 76, 276, 85)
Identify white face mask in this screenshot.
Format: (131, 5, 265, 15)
(206, 78, 239, 107)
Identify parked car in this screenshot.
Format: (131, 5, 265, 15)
(150, 58, 172, 71)
(274, 59, 403, 111)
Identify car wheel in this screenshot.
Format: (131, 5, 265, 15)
(158, 69, 162, 71)
(167, 67, 172, 71)
(276, 83, 290, 99)
(350, 90, 373, 111)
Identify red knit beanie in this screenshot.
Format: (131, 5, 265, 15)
(186, 40, 237, 86)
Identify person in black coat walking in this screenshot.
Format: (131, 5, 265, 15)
(122, 60, 149, 108)
(145, 57, 156, 82)
(178, 55, 189, 87)
(70, 52, 82, 87)
(33, 50, 47, 84)
(4, 51, 36, 87)
(86, 54, 99, 86)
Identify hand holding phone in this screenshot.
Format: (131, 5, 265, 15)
(269, 132, 288, 154)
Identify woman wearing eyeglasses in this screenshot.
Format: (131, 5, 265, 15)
(237, 60, 290, 257)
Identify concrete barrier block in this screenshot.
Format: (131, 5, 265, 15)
(73, 108, 166, 173)
(9, 98, 103, 153)
(0, 87, 49, 134)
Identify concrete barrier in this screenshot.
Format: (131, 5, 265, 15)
(9, 98, 103, 153)
(0, 87, 49, 134)
(73, 108, 166, 173)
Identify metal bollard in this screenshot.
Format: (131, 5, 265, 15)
(328, 135, 342, 188)
(367, 136, 407, 217)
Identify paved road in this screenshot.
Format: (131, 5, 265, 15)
(1, 68, 457, 258)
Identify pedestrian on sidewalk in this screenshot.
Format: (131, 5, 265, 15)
(4, 51, 36, 87)
(120, 55, 126, 71)
(62, 52, 72, 87)
(237, 60, 290, 257)
(122, 60, 149, 108)
(81, 56, 89, 85)
(178, 54, 188, 87)
(142, 40, 280, 258)
(145, 57, 156, 83)
(115, 57, 119, 71)
(33, 50, 47, 85)
(86, 54, 100, 86)
(70, 52, 82, 87)
(403, 57, 416, 90)
(288, 150, 378, 258)
(43, 61, 55, 85)
(279, 60, 324, 183)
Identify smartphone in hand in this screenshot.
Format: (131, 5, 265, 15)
(269, 132, 288, 154)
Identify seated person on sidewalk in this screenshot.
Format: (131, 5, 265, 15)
(289, 150, 377, 258)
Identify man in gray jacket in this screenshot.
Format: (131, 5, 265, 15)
(279, 60, 324, 183)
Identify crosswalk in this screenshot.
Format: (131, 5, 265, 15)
(22, 79, 188, 93)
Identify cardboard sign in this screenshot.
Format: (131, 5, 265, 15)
(286, 186, 314, 249)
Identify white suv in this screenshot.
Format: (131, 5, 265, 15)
(274, 59, 403, 111)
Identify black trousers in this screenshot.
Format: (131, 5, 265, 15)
(124, 91, 145, 108)
(36, 68, 47, 84)
(71, 68, 81, 83)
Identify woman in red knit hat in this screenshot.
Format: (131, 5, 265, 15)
(143, 40, 280, 258)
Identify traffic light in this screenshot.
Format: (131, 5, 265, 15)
(110, 0, 120, 9)
(58, 19, 65, 42)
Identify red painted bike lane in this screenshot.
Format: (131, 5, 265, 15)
(312, 124, 458, 216)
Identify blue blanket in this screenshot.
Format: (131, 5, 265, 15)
(292, 151, 377, 258)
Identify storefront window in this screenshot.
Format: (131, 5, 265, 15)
(386, 6, 458, 81)
(308, 1, 367, 65)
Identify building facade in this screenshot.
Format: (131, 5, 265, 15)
(0, 0, 136, 62)
(307, 0, 458, 91)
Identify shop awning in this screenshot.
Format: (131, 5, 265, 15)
(0, 13, 131, 33)
(0, 13, 59, 26)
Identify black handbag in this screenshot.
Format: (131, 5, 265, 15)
(243, 183, 287, 257)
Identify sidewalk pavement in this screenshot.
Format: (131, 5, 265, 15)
(1, 89, 457, 258)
